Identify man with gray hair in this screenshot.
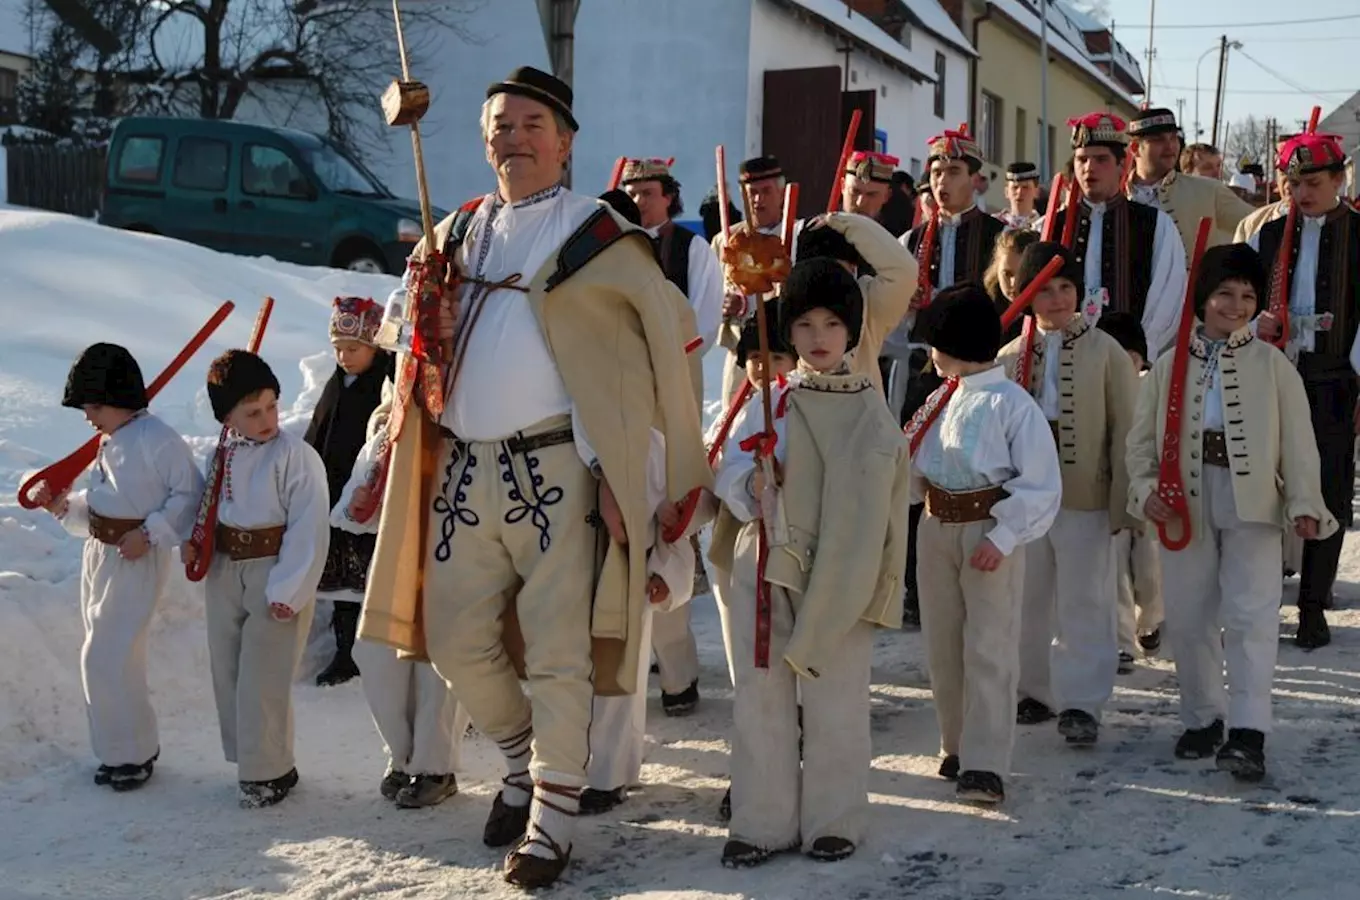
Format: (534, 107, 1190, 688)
(358, 65, 709, 889)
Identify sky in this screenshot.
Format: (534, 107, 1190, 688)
(1096, 0, 1359, 141)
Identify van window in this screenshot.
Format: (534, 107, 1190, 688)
(242, 144, 312, 199)
(172, 137, 230, 191)
(116, 136, 165, 184)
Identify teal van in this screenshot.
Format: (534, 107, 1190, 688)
(100, 117, 443, 274)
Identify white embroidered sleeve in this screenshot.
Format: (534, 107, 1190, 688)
(264, 441, 332, 614)
(988, 398, 1062, 555)
(143, 434, 206, 546)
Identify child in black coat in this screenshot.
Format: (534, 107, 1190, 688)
(306, 297, 393, 686)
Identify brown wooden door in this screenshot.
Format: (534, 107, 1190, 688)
(842, 89, 877, 153)
(762, 66, 842, 218)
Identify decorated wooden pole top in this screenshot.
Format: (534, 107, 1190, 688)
(383, 80, 431, 127)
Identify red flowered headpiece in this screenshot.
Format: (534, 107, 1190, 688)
(329, 296, 382, 346)
(926, 125, 982, 167)
(846, 150, 900, 183)
(1068, 112, 1127, 149)
(1277, 133, 1347, 177)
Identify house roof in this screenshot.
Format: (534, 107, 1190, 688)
(780, 0, 945, 82)
(898, 0, 978, 57)
(987, 0, 1142, 106)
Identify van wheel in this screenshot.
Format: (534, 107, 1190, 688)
(334, 242, 388, 275)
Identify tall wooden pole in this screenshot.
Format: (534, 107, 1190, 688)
(1210, 35, 1228, 148)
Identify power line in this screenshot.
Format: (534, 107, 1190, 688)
(1234, 48, 1340, 107)
(1119, 12, 1360, 30)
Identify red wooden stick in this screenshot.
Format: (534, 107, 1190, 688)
(606, 156, 627, 192)
(781, 182, 800, 252)
(1000, 255, 1066, 330)
(1155, 217, 1213, 552)
(1040, 174, 1065, 242)
(827, 109, 864, 214)
(1060, 176, 1083, 248)
(716, 146, 732, 236)
(18, 301, 236, 510)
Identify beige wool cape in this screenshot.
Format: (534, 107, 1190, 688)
(358, 202, 711, 696)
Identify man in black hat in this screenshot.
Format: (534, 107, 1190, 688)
(714, 155, 788, 410)
(996, 162, 1041, 230)
(361, 65, 709, 888)
(1127, 107, 1253, 254)
(1041, 112, 1187, 358)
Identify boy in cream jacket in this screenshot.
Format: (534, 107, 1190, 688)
(908, 285, 1061, 804)
(714, 257, 911, 868)
(998, 242, 1140, 746)
(1127, 243, 1334, 782)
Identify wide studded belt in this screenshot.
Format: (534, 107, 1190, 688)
(215, 523, 286, 561)
(88, 511, 145, 545)
(924, 484, 1010, 524)
(1202, 430, 1229, 468)
(439, 425, 575, 456)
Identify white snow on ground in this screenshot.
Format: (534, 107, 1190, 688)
(2, 206, 1359, 900)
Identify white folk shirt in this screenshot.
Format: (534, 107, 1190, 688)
(1129, 181, 1162, 210)
(908, 366, 1062, 556)
(714, 379, 792, 524)
(214, 429, 331, 614)
(59, 412, 203, 546)
(647, 221, 724, 355)
(1035, 327, 1064, 420)
(936, 205, 977, 291)
(1079, 198, 1187, 359)
(1246, 211, 1360, 371)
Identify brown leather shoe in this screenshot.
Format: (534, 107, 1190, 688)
(482, 791, 531, 848)
(503, 835, 572, 889)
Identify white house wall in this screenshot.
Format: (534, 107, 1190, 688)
(903, 28, 970, 178)
(746, 0, 945, 181)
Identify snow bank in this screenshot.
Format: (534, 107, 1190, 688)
(0, 207, 399, 778)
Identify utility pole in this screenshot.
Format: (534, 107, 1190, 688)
(1210, 34, 1228, 148)
(1176, 98, 1185, 131)
(1265, 117, 1277, 201)
(536, 0, 581, 185)
(1040, 0, 1050, 182)
(1144, 0, 1157, 100)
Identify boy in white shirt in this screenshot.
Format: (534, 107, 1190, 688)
(37, 344, 203, 791)
(189, 350, 330, 807)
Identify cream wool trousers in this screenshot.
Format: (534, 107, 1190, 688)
(726, 526, 874, 852)
(353, 638, 468, 776)
(1160, 466, 1282, 733)
(1017, 508, 1119, 719)
(79, 540, 170, 767)
(651, 602, 700, 694)
(918, 516, 1026, 777)
(1115, 527, 1164, 656)
(422, 418, 596, 784)
(587, 601, 656, 791)
(205, 557, 314, 782)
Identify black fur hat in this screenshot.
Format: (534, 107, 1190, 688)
(598, 189, 642, 227)
(736, 300, 793, 368)
(1195, 243, 1267, 319)
(779, 258, 865, 352)
(207, 350, 281, 423)
(1017, 241, 1084, 297)
(62, 343, 148, 411)
(794, 222, 867, 270)
(917, 283, 1002, 363)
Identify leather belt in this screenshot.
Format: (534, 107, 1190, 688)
(215, 523, 286, 561)
(88, 511, 145, 545)
(1203, 430, 1229, 468)
(925, 484, 1010, 524)
(439, 425, 575, 456)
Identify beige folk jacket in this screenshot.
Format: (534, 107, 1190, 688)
(998, 318, 1140, 529)
(1130, 170, 1255, 255)
(1125, 327, 1337, 540)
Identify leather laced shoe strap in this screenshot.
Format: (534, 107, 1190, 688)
(520, 780, 579, 859)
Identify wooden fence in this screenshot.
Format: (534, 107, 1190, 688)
(3, 143, 106, 218)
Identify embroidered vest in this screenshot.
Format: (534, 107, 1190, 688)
(1068, 197, 1159, 320)
(906, 208, 1004, 293)
(654, 220, 696, 297)
(1255, 204, 1360, 364)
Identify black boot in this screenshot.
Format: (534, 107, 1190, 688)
(661, 679, 699, 717)
(240, 768, 299, 808)
(1217, 728, 1266, 782)
(317, 601, 361, 686)
(1174, 720, 1224, 759)
(1058, 709, 1100, 745)
(396, 773, 458, 808)
(579, 786, 628, 815)
(1016, 698, 1056, 725)
(1295, 608, 1331, 650)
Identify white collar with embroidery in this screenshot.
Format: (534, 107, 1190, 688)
(939, 205, 976, 227)
(1189, 324, 1253, 360)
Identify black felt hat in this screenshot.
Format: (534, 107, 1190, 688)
(917, 283, 1002, 364)
(62, 343, 148, 411)
(1128, 107, 1180, 138)
(779, 258, 864, 352)
(486, 66, 578, 132)
(206, 349, 281, 423)
(1194, 243, 1267, 319)
(1006, 162, 1040, 182)
(739, 155, 783, 184)
(795, 221, 867, 270)
(1018, 241, 1084, 297)
(736, 301, 793, 368)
